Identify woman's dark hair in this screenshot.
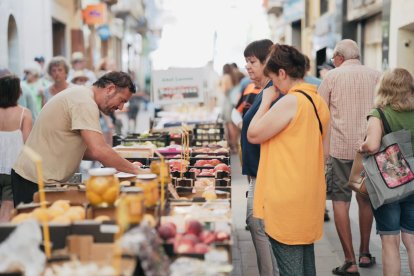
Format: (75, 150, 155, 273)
(0, 75, 21, 108)
(244, 39, 273, 63)
(264, 44, 306, 79)
(93, 71, 136, 93)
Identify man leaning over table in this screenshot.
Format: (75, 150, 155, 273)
(11, 71, 146, 207)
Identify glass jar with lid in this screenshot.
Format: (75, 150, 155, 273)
(86, 168, 120, 206)
(135, 174, 159, 207)
(119, 187, 145, 225)
(150, 160, 171, 184)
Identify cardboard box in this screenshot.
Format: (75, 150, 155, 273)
(86, 205, 116, 221)
(114, 145, 154, 158)
(67, 235, 114, 262)
(33, 187, 87, 206)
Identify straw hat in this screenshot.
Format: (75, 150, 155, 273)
(71, 70, 89, 83)
(71, 52, 85, 63)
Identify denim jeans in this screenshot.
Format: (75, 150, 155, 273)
(246, 177, 279, 275)
(373, 194, 414, 235)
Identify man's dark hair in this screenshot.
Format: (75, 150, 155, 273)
(244, 39, 273, 63)
(264, 44, 306, 79)
(93, 71, 136, 93)
(0, 75, 21, 108)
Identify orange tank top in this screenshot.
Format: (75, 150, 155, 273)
(253, 83, 330, 245)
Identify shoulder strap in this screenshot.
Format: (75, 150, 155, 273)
(295, 90, 323, 134)
(19, 107, 25, 129)
(376, 108, 392, 134)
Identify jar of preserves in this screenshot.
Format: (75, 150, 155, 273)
(135, 174, 158, 207)
(119, 189, 145, 225)
(150, 160, 171, 184)
(86, 168, 120, 206)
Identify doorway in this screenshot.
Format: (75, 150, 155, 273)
(52, 18, 66, 56)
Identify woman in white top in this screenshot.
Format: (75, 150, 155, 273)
(0, 74, 32, 222)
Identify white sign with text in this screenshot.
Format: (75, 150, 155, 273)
(152, 68, 205, 105)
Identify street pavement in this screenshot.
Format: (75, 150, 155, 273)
(229, 153, 411, 276)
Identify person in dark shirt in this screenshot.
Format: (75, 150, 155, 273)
(240, 39, 280, 276)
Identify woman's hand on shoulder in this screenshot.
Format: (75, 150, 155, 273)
(262, 86, 279, 104)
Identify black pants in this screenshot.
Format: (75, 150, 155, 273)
(11, 169, 38, 207)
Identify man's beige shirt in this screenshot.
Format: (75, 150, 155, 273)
(13, 86, 102, 183)
(318, 59, 381, 160)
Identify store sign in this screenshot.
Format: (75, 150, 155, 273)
(82, 4, 107, 25)
(97, 25, 111, 41)
(152, 68, 204, 105)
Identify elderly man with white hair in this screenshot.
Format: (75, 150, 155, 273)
(318, 39, 381, 275)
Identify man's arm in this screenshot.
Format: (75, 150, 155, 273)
(81, 130, 145, 174)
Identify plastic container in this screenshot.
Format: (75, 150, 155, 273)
(86, 168, 120, 206)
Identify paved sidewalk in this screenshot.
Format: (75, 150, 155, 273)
(230, 153, 411, 276)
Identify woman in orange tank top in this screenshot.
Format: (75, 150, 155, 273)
(248, 44, 330, 276)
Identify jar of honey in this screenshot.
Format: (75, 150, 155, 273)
(86, 168, 120, 206)
(135, 174, 158, 207)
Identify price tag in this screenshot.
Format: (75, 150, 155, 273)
(100, 224, 119, 234)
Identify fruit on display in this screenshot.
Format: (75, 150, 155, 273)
(158, 222, 177, 240)
(101, 186, 119, 203)
(169, 159, 189, 172)
(193, 147, 229, 154)
(11, 213, 31, 224)
(65, 206, 86, 221)
(198, 169, 215, 176)
(159, 220, 230, 255)
(185, 219, 203, 236)
(189, 168, 201, 176)
(215, 231, 231, 242)
(86, 168, 120, 206)
(213, 163, 231, 173)
(202, 189, 217, 200)
(175, 233, 199, 254)
(194, 160, 216, 167)
(51, 215, 71, 224)
(194, 243, 209, 254)
(94, 215, 111, 222)
(199, 230, 216, 244)
(209, 159, 221, 166)
(194, 178, 214, 188)
(11, 202, 86, 224)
